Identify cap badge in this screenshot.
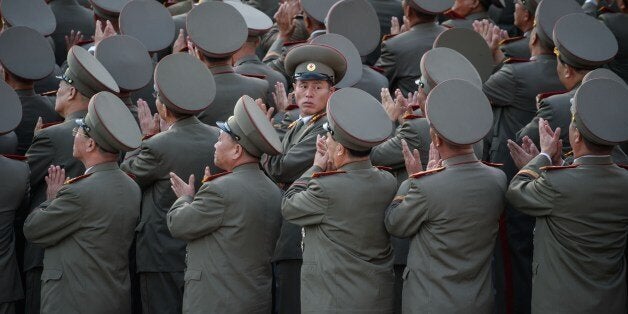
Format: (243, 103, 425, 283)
(307, 63, 316, 71)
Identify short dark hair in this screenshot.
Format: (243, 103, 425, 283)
(346, 147, 372, 157)
(581, 136, 613, 154)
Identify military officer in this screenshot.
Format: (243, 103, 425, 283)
(386, 79, 505, 313)
(0, 80, 27, 314)
(23, 91, 142, 314)
(326, 0, 390, 99)
(517, 13, 618, 155)
(48, 0, 95, 66)
(598, 8, 628, 83)
(168, 95, 283, 314)
(375, 0, 453, 95)
(24, 46, 119, 314)
(0, 27, 61, 155)
(89, 0, 130, 32)
(95, 34, 154, 122)
(442, 0, 494, 29)
(262, 43, 346, 314)
(184, 1, 269, 126)
(499, 0, 537, 60)
(506, 78, 628, 314)
(365, 0, 404, 65)
(230, 1, 288, 109)
(283, 87, 397, 313)
(120, 53, 220, 314)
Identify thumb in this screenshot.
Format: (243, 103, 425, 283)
(188, 174, 195, 188)
(204, 166, 211, 178)
(412, 148, 420, 161)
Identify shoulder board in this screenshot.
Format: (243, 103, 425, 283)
(540, 164, 579, 171)
(402, 113, 423, 120)
(381, 34, 398, 41)
(64, 173, 92, 185)
(375, 166, 393, 172)
(443, 9, 464, 19)
(617, 164, 628, 170)
(369, 65, 385, 74)
(242, 73, 267, 80)
(2, 154, 27, 161)
(536, 90, 569, 102)
(202, 171, 232, 183)
(563, 150, 574, 158)
(76, 39, 94, 46)
(126, 172, 137, 180)
(142, 133, 157, 141)
(410, 166, 445, 179)
(40, 90, 57, 96)
(308, 112, 327, 126)
(41, 121, 62, 129)
(482, 161, 503, 168)
(285, 104, 299, 111)
(312, 170, 346, 178)
(283, 40, 307, 47)
(499, 36, 524, 46)
(504, 57, 530, 64)
(598, 6, 617, 14)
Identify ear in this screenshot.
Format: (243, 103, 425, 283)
(573, 127, 582, 143)
(471, 0, 481, 9)
(67, 86, 78, 100)
(233, 143, 244, 160)
(85, 138, 98, 153)
(329, 86, 336, 93)
(337, 144, 345, 156)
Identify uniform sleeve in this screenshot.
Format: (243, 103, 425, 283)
(371, 120, 425, 170)
(385, 179, 430, 238)
(167, 183, 226, 241)
(375, 40, 397, 83)
(26, 130, 55, 190)
(516, 99, 553, 147)
(281, 167, 328, 226)
(120, 140, 165, 189)
(23, 185, 83, 247)
(263, 126, 323, 183)
(506, 154, 558, 217)
(483, 65, 517, 108)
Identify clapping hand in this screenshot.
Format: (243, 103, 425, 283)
(45, 165, 66, 201)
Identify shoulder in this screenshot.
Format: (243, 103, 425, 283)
(202, 171, 232, 183)
(537, 90, 569, 103)
(499, 36, 525, 46)
(540, 164, 579, 172)
(64, 173, 93, 186)
(504, 57, 530, 64)
(409, 166, 446, 180)
(1, 154, 29, 174)
(312, 170, 346, 179)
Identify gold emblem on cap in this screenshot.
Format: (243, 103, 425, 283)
(307, 63, 316, 71)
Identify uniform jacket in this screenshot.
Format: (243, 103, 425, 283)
(23, 162, 140, 314)
(441, 11, 492, 29)
(263, 113, 328, 261)
(483, 54, 563, 177)
(500, 33, 531, 60)
(353, 65, 390, 100)
(198, 65, 269, 126)
(386, 153, 506, 313)
(15, 89, 62, 155)
(167, 163, 282, 314)
(234, 54, 288, 109)
(25, 110, 87, 272)
(517, 89, 573, 152)
(121, 116, 220, 272)
(375, 22, 446, 96)
(506, 154, 628, 314)
(49, 0, 96, 66)
(600, 13, 628, 84)
(283, 160, 397, 313)
(0, 155, 29, 303)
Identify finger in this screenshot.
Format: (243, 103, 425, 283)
(188, 174, 195, 189)
(267, 107, 275, 120)
(204, 166, 211, 178)
(412, 148, 421, 162)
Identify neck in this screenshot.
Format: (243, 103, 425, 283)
(226, 157, 259, 171)
(564, 76, 584, 91)
(61, 100, 89, 118)
(232, 44, 257, 64)
(335, 155, 369, 169)
(438, 146, 474, 160)
(82, 154, 118, 170)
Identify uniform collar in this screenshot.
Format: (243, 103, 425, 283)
(339, 159, 373, 171)
(16, 88, 36, 97)
(209, 65, 235, 75)
(234, 54, 261, 67)
(410, 21, 441, 32)
(466, 11, 490, 21)
(232, 162, 260, 173)
(170, 115, 200, 130)
(573, 155, 613, 165)
(442, 153, 478, 167)
(65, 110, 87, 121)
(85, 161, 119, 175)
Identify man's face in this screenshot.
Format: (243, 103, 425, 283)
(451, 0, 477, 16)
(213, 131, 238, 170)
(293, 80, 335, 116)
(54, 80, 71, 115)
(71, 126, 91, 160)
(513, 1, 527, 30)
(325, 133, 339, 169)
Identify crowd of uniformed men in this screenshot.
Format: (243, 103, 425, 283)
(1, 0, 628, 313)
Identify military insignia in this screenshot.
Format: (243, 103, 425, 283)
(312, 170, 346, 178)
(540, 164, 579, 171)
(306, 63, 316, 72)
(375, 166, 393, 172)
(409, 166, 446, 179)
(482, 161, 504, 168)
(64, 173, 93, 185)
(308, 112, 327, 126)
(1, 154, 27, 161)
(202, 171, 232, 183)
(617, 164, 628, 170)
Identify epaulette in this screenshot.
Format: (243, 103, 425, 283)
(598, 6, 617, 14)
(312, 170, 346, 178)
(443, 9, 464, 20)
(2, 154, 27, 161)
(142, 133, 157, 141)
(375, 166, 393, 172)
(409, 166, 445, 179)
(499, 36, 524, 46)
(504, 57, 530, 64)
(242, 73, 267, 80)
(41, 90, 57, 96)
(482, 161, 503, 168)
(202, 171, 232, 183)
(536, 90, 568, 102)
(540, 164, 579, 171)
(369, 65, 385, 74)
(76, 39, 94, 46)
(288, 120, 299, 129)
(617, 164, 628, 170)
(41, 121, 62, 129)
(402, 112, 423, 120)
(285, 104, 299, 111)
(381, 34, 397, 41)
(308, 112, 326, 126)
(64, 173, 92, 185)
(283, 40, 307, 47)
(563, 150, 574, 158)
(126, 172, 137, 180)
